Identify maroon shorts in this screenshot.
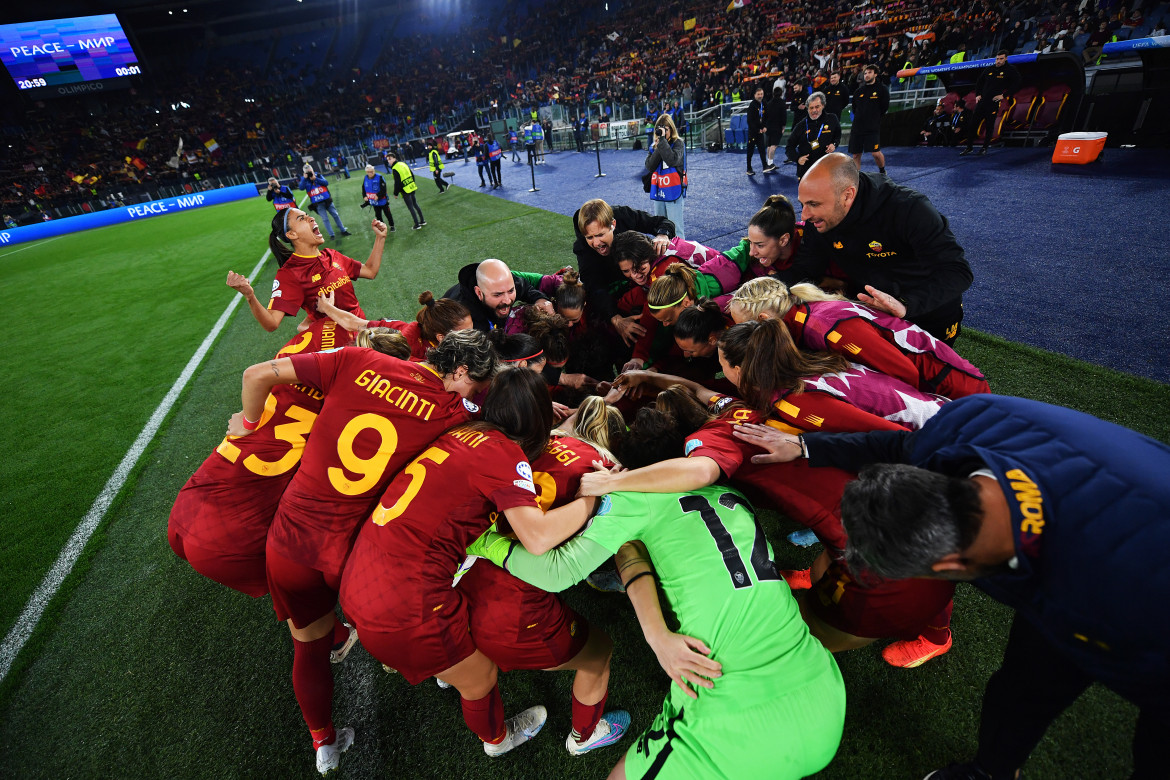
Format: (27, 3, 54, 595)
(168, 527, 268, 598)
(462, 563, 589, 672)
(806, 560, 955, 640)
(265, 539, 341, 629)
(352, 593, 478, 685)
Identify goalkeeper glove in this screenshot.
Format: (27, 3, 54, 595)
(466, 525, 517, 569)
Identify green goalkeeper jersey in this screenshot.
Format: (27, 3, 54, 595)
(488, 485, 838, 713)
(589, 486, 834, 709)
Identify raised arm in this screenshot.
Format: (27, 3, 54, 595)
(227, 270, 286, 332)
(358, 219, 388, 279)
(616, 205, 675, 240)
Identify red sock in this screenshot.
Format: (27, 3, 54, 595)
(920, 600, 954, 645)
(292, 634, 335, 746)
(571, 690, 608, 743)
(331, 616, 349, 646)
(461, 686, 505, 743)
(310, 724, 336, 750)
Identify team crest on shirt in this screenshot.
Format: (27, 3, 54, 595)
(868, 241, 883, 252)
(684, 439, 702, 455)
(462, 398, 480, 413)
(710, 395, 737, 414)
(332, 261, 342, 270)
(569, 620, 578, 637)
(516, 462, 533, 481)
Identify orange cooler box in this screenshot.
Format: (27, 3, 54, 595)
(1052, 132, 1107, 164)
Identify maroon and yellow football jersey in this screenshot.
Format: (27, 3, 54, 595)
(267, 349, 476, 577)
(685, 403, 852, 553)
(341, 426, 537, 632)
(167, 319, 352, 555)
(267, 248, 365, 322)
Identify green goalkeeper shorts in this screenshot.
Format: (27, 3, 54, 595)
(623, 660, 845, 780)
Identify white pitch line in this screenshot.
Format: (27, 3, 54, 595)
(0, 234, 65, 260)
(0, 193, 304, 682)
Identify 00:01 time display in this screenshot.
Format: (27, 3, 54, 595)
(17, 78, 47, 89)
(114, 65, 141, 76)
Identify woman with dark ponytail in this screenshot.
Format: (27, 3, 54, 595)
(226, 208, 387, 332)
(522, 309, 571, 368)
(719, 319, 946, 432)
(672, 300, 729, 360)
(490, 328, 573, 421)
(553, 269, 614, 387)
(701, 194, 843, 309)
(509, 267, 589, 328)
(317, 289, 472, 361)
(624, 262, 718, 372)
(508, 268, 613, 387)
(500, 296, 576, 385)
(620, 318, 947, 433)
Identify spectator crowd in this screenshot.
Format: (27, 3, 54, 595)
(0, 0, 1157, 220)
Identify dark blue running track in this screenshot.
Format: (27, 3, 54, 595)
(472, 145, 1170, 383)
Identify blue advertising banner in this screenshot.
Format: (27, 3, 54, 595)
(0, 184, 260, 249)
(897, 52, 1038, 78)
(1102, 35, 1170, 55)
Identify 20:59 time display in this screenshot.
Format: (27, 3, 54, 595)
(17, 77, 47, 89)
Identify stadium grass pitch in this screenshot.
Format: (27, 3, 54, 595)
(0, 176, 1163, 778)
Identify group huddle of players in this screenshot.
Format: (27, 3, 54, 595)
(172, 180, 991, 778)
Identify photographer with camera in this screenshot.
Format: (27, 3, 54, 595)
(297, 164, 350, 240)
(643, 114, 687, 239)
(265, 177, 296, 212)
(359, 163, 395, 232)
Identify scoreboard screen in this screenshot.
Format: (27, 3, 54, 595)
(0, 15, 140, 91)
